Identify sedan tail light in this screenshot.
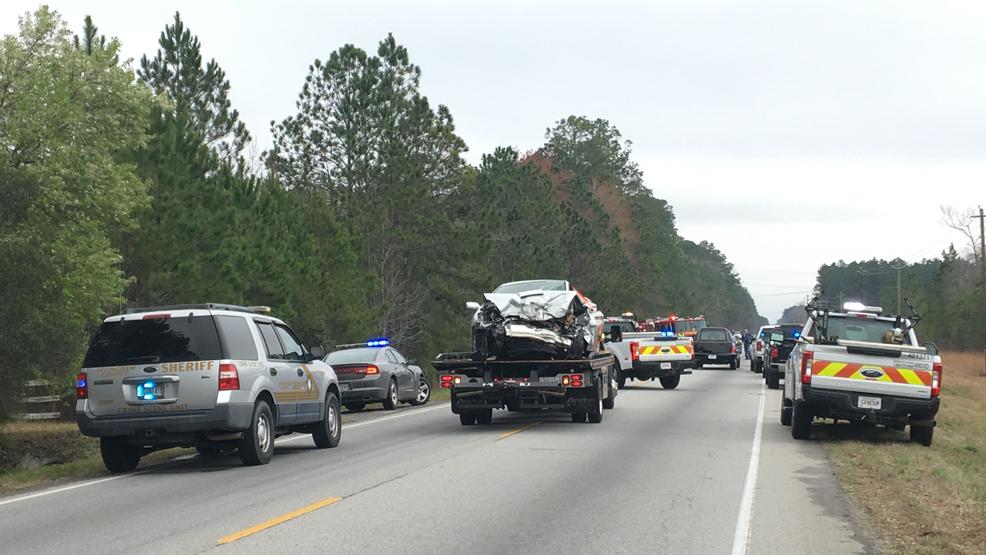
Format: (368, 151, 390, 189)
(75, 372, 88, 399)
(931, 362, 942, 397)
(364, 364, 380, 375)
(219, 363, 240, 391)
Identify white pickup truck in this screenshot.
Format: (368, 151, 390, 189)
(781, 301, 942, 446)
(604, 323, 694, 390)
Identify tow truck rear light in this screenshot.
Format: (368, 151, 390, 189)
(75, 372, 88, 399)
(800, 351, 814, 385)
(931, 362, 942, 397)
(630, 341, 640, 362)
(561, 374, 585, 387)
(218, 363, 240, 391)
(440, 374, 455, 388)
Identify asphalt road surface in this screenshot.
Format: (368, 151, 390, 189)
(0, 360, 873, 554)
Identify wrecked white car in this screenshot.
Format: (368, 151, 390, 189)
(467, 279, 604, 360)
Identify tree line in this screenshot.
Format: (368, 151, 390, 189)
(0, 8, 763, 417)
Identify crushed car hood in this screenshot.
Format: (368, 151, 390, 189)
(481, 290, 581, 321)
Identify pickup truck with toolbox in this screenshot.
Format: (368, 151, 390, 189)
(763, 323, 803, 388)
(750, 325, 776, 373)
(693, 326, 740, 369)
(604, 324, 694, 389)
(781, 299, 942, 446)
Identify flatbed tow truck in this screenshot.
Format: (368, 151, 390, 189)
(434, 352, 618, 425)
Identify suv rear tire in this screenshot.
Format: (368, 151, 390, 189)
(312, 392, 342, 449)
(910, 424, 934, 447)
(382, 379, 398, 410)
(791, 400, 812, 439)
(780, 395, 792, 426)
(238, 400, 275, 466)
(344, 402, 365, 412)
(100, 437, 141, 473)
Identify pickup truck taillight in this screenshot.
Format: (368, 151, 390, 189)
(630, 341, 640, 362)
(800, 351, 814, 385)
(931, 362, 942, 397)
(219, 363, 240, 391)
(75, 371, 88, 399)
(770, 346, 779, 360)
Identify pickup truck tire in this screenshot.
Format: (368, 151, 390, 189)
(571, 411, 587, 423)
(312, 392, 342, 449)
(459, 412, 477, 426)
(659, 375, 680, 390)
(766, 369, 780, 389)
(780, 395, 792, 426)
(238, 400, 275, 466)
(587, 383, 604, 423)
(910, 424, 934, 447)
(100, 437, 141, 473)
(791, 400, 812, 440)
(617, 371, 627, 390)
(382, 379, 399, 410)
(345, 402, 365, 412)
(475, 408, 493, 425)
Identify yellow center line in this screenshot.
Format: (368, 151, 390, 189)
(217, 496, 343, 545)
(498, 422, 539, 440)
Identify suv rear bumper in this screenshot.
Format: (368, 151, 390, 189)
(803, 386, 940, 422)
(625, 360, 692, 379)
(76, 403, 254, 438)
(695, 353, 737, 366)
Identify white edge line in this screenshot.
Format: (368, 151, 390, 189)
(732, 381, 766, 555)
(0, 403, 448, 507)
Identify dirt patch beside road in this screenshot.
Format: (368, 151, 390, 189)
(822, 351, 986, 555)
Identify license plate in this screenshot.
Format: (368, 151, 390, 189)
(135, 381, 164, 401)
(340, 383, 350, 391)
(708, 355, 717, 360)
(858, 396, 882, 410)
(660, 362, 671, 370)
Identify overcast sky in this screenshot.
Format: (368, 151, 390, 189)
(4, 1, 983, 321)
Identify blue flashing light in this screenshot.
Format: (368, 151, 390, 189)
(143, 381, 154, 389)
(366, 338, 390, 348)
(143, 394, 155, 401)
(137, 381, 157, 400)
(793, 331, 801, 338)
(76, 378, 87, 388)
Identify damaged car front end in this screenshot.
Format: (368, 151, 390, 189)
(471, 283, 603, 361)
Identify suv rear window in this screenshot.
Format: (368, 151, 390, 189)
(83, 316, 223, 367)
(215, 315, 259, 361)
(698, 328, 728, 341)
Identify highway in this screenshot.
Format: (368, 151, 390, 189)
(0, 361, 872, 554)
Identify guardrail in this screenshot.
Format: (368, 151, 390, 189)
(19, 380, 62, 420)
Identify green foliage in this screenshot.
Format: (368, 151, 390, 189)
(0, 8, 152, 417)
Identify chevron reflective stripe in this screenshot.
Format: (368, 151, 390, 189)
(640, 345, 694, 355)
(812, 361, 931, 386)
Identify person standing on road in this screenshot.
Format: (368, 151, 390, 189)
(741, 329, 752, 360)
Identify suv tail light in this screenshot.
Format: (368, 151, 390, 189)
(219, 363, 240, 391)
(730, 343, 737, 354)
(931, 362, 942, 397)
(800, 351, 814, 385)
(75, 372, 88, 399)
(630, 342, 640, 362)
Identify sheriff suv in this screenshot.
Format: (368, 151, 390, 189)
(76, 303, 342, 471)
(782, 301, 942, 446)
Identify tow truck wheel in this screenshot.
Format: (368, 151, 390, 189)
(791, 400, 812, 440)
(659, 375, 680, 390)
(910, 424, 934, 447)
(100, 437, 141, 473)
(459, 412, 477, 426)
(475, 408, 493, 425)
(587, 383, 604, 423)
(617, 372, 627, 390)
(571, 411, 587, 423)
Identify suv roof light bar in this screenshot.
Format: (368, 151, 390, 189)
(126, 303, 272, 315)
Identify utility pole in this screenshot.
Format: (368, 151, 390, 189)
(974, 207, 986, 377)
(890, 261, 906, 315)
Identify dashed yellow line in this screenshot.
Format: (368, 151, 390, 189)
(498, 422, 539, 440)
(217, 496, 342, 545)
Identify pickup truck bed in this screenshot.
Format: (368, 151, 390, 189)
(605, 332, 694, 389)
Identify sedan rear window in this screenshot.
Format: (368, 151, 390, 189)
(83, 316, 223, 367)
(325, 348, 380, 364)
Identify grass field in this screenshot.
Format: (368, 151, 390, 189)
(822, 351, 986, 555)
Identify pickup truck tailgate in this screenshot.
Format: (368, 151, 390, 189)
(639, 341, 693, 362)
(810, 345, 934, 399)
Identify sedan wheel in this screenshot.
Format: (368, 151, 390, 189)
(411, 378, 431, 406)
(382, 379, 398, 410)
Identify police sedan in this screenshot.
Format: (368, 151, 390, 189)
(324, 339, 431, 412)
